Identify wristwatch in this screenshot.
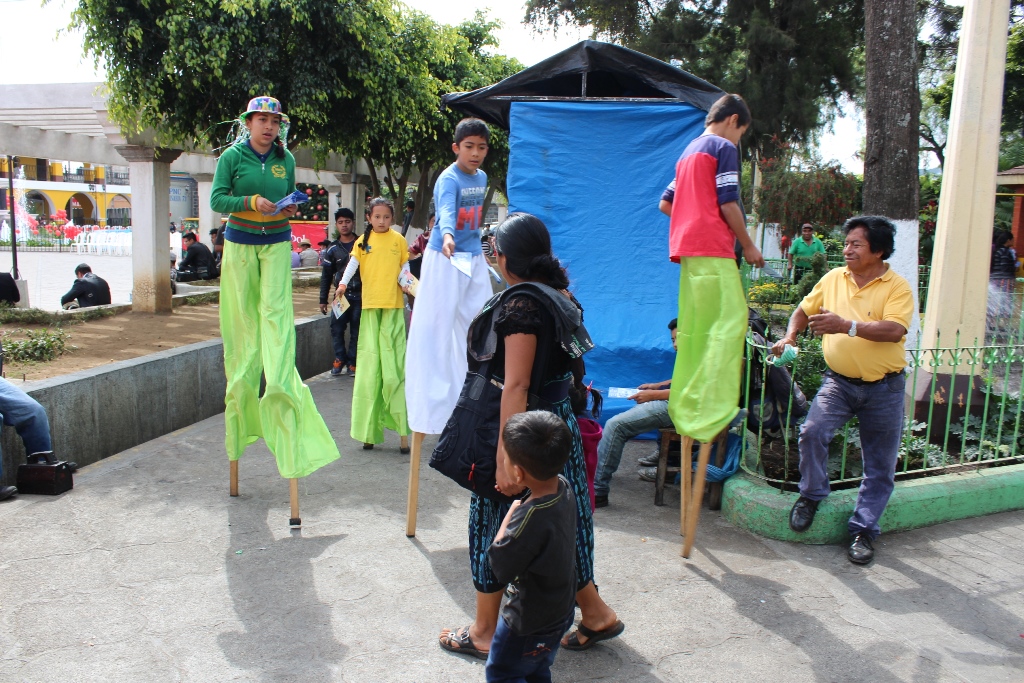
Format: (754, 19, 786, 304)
(848, 320, 858, 337)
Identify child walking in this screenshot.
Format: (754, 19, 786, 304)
(336, 198, 412, 450)
(486, 411, 578, 683)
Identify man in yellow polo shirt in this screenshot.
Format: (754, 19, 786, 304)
(772, 216, 913, 564)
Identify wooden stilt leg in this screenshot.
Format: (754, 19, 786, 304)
(682, 442, 713, 558)
(680, 436, 694, 537)
(229, 460, 239, 497)
(406, 432, 425, 537)
(289, 478, 301, 527)
(400, 434, 410, 454)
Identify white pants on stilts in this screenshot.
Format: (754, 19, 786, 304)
(405, 248, 494, 434)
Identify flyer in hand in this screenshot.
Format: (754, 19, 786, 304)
(263, 190, 309, 216)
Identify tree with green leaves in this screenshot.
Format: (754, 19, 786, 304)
(524, 0, 863, 159)
(69, 0, 402, 156)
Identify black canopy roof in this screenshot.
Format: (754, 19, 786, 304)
(442, 40, 725, 130)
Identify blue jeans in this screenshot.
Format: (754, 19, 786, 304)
(330, 300, 360, 367)
(0, 377, 53, 479)
(798, 372, 906, 538)
(485, 613, 573, 683)
(594, 400, 673, 496)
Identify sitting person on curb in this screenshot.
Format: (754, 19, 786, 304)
(60, 263, 111, 309)
(772, 215, 913, 565)
(177, 232, 217, 281)
(593, 319, 677, 508)
(297, 238, 320, 267)
(0, 374, 78, 501)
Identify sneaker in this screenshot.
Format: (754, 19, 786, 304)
(0, 485, 17, 501)
(637, 451, 682, 468)
(348, 365, 356, 377)
(330, 360, 347, 377)
(637, 451, 660, 467)
(638, 466, 658, 482)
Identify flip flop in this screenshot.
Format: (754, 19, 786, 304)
(562, 620, 625, 651)
(439, 626, 489, 660)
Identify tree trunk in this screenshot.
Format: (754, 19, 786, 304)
(411, 163, 434, 228)
(863, 0, 922, 347)
(480, 185, 497, 229)
(364, 157, 381, 198)
(863, 0, 920, 219)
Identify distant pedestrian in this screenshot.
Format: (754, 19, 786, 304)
(178, 232, 216, 280)
(319, 208, 361, 376)
(60, 263, 111, 309)
(788, 223, 826, 281)
(297, 238, 319, 267)
(774, 216, 913, 565)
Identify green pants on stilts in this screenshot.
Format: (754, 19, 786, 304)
(669, 256, 746, 443)
(351, 308, 410, 444)
(220, 240, 340, 478)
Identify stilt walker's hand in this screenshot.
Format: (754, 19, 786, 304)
(336, 284, 347, 299)
(442, 234, 456, 258)
(743, 244, 765, 268)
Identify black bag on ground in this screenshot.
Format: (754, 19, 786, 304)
(17, 462, 73, 495)
(429, 283, 593, 504)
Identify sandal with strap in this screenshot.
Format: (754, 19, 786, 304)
(562, 620, 625, 651)
(439, 625, 489, 660)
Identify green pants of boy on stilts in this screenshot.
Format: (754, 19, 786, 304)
(220, 240, 340, 478)
(351, 307, 410, 444)
(669, 256, 746, 443)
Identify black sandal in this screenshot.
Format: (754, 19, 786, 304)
(439, 626, 489, 660)
(562, 620, 625, 651)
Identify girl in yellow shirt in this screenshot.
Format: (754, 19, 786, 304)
(337, 198, 412, 449)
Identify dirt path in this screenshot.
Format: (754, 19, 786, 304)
(2, 289, 325, 381)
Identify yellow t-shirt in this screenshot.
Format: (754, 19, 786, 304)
(799, 265, 914, 381)
(354, 228, 410, 309)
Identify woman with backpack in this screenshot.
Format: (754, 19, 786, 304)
(436, 213, 623, 660)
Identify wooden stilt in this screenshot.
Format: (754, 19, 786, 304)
(289, 478, 301, 526)
(229, 460, 239, 497)
(682, 442, 713, 558)
(406, 431, 425, 537)
(679, 436, 694, 537)
(400, 434, 410, 453)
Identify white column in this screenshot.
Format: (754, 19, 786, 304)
(922, 0, 1011, 348)
(117, 146, 181, 313)
(193, 172, 217, 247)
(326, 181, 342, 236)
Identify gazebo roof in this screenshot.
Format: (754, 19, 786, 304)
(442, 40, 725, 130)
(998, 165, 1024, 186)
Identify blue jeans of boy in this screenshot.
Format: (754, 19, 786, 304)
(594, 399, 673, 496)
(485, 613, 573, 683)
(330, 301, 360, 367)
(0, 378, 53, 479)
(798, 371, 906, 538)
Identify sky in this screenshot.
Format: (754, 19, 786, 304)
(2, 0, 867, 171)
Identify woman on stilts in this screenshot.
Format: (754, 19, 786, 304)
(210, 96, 340, 514)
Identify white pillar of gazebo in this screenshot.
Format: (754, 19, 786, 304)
(922, 0, 1012, 348)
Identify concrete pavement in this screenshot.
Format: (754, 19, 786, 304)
(1, 372, 1022, 682)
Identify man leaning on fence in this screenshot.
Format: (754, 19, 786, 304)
(772, 215, 914, 565)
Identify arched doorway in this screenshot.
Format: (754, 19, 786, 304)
(67, 193, 96, 225)
(24, 190, 52, 218)
(107, 194, 131, 227)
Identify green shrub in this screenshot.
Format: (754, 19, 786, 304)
(1, 328, 71, 363)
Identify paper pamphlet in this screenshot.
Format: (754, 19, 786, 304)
(398, 271, 420, 297)
(332, 296, 351, 318)
(263, 190, 309, 216)
(607, 387, 638, 399)
(450, 252, 472, 278)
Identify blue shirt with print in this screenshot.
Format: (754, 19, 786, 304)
(428, 162, 486, 255)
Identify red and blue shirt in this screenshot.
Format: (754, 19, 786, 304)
(666, 134, 741, 261)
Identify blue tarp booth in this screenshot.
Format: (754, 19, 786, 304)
(444, 41, 725, 432)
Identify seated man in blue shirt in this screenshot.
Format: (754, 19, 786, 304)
(593, 319, 677, 508)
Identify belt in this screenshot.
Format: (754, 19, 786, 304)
(826, 369, 903, 386)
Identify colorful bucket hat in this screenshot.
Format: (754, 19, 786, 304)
(242, 96, 288, 120)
